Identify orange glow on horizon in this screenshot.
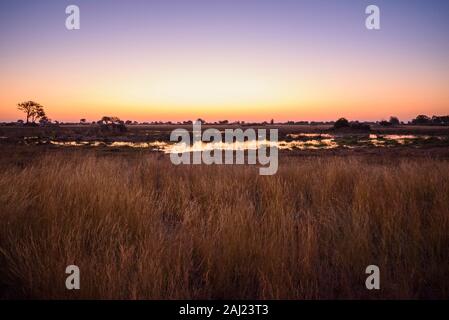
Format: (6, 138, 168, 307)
(1, 43, 448, 122)
(1, 1, 449, 123)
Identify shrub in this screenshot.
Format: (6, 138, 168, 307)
(334, 118, 350, 129)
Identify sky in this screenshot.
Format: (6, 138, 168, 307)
(0, 0, 448, 122)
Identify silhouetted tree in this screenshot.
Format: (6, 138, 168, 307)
(389, 116, 400, 126)
(334, 118, 350, 129)
(412, 115, 431, 125)
(98, 116, 127, 133)
(39, 116, 51, 125)
(17, 101, 46, 124)
(100, 116, 112, 124)
(431, 115, 449, 125)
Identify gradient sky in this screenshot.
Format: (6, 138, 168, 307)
(0, 0, 448, 122)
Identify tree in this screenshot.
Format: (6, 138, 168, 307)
(334, 118, 350, 129)
(39, 116, 51, 125)
(17, 101, 47, 124)
(389, 116, 400, 126)
(100, 116, 112, 124)
(431, 115, 449, 125)
(98, 116, 127, 133)
(412, 115, 431, 125)
(99, 116, 122, 125)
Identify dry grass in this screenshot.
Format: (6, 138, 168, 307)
(0, 150, 448, 299)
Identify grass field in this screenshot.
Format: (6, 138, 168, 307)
(0, 146, 448, 299)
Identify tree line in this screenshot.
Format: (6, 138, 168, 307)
(12, 100, 449, 127)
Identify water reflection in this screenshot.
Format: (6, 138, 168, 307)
(278, 139, 337, 150)
(49, 139, 338, 152)
(368, 134, 433, 146)
(50, 140, 168, 150)
(19, 133, 447, 152)
(287, 133, 333, 139)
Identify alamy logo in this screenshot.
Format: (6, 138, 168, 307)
(65, 5, 80, 30)
(366, 5, 380, 30)
(65, 265, 80, 290)
(170, 121, 279, 175)
(365, 265, 380, 290)
(64, 5, 379, 31)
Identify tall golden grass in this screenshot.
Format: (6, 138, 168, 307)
(0, 151, 448, 299)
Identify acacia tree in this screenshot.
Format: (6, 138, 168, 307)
(17, 101, 46, 124)
(98, 116, 126, 133)
(99, 116, 123, 125)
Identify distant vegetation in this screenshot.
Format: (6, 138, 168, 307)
(96, 116, 127, 133)
(412, 115, 449, 125)
(17, 101, 48, 125)
(389, 116, 400, 125)
(4, 101, 449, 127)
(333, 118, 371, 131)
(333, 117, 350, 129)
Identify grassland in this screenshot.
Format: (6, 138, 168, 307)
(0, 144, 448, 299)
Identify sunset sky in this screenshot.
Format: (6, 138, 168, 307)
(0, 0, 448, 122)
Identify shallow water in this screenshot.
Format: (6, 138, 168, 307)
(19, 133, 447, 152)
(286, 133, 333, 139)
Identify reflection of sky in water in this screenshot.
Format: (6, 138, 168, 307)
(287, 133, 333, 139)
(36, 133, 446, 152)
(367, 134, 431, 146)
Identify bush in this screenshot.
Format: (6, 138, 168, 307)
(98, 123, 127, 134)
(334, 118, 350, 129)
(389, 116, 400, 126)
(350, 122, 371, 131)
(412, 115, 431, 125)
